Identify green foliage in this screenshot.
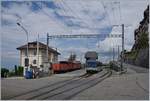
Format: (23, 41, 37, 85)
(15, 65, 18, 75)
(8, 71, 16, 77)
(17, 66, 24, 76)
(1, 66, 24, 77)
(109, 62, 120, 72)
(109, 62, 113, 69)
(1, 68, 9, 78)
(7, 65, 24, 77)
(138, 32, 149, 49)
(125, 33, 149, 60)
(68, 54, 76, 61)
(126, 50, 139, 60)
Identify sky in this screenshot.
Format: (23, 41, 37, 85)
(1, 0, 148, 69)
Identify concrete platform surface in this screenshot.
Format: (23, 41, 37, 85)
(1, 66, 149, 100)
(71, 67, 149, 100)
(1, 69, 86, 99)
(1, 76, 72, 99)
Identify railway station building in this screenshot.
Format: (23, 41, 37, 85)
(17, 41, 60, 76)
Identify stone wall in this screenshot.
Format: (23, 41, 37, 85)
(124, 5, 149, 68)
(134, 48, 149, 68)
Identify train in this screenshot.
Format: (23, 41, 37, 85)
(52, 61, 81, 73)
(85, 51, 102, 73)
(86, 60, 102, 73)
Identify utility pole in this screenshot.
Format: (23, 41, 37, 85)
(113, 47, 115, 62)
(17, 22, 29, 75)
(117, 45, 120, 61)
(37, 34, 39, 68)
(47, 33, 49, 62)
(121, 24, 124, 71)
(17, 23, 29, 60)
(117, 45, 120, 71)
(80, 52, 83, 64)
(113, 24, 125, 72)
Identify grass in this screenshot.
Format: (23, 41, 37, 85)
(126, 51, 139, 60)
(125, 32, 149, 60)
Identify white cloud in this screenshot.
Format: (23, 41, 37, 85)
(1, 0, 148, 68)
(96, 0, 148, 53)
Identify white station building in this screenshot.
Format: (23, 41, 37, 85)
(17, 41, 60, 76)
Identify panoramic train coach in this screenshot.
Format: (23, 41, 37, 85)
(86, 60, 102, 73)
(85, 51, 102, 73)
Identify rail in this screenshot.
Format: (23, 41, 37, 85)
(10, 69, 111, 100)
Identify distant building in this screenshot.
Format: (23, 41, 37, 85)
(17, 41, 60, 76)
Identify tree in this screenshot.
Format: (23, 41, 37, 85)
(1, 68, 9, 78)
(15, 65, 18, 75)
(68, 54, 76, 61)
(17, 66, 24, 76)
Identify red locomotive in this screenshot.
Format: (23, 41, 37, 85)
(52, 61, 81, 73)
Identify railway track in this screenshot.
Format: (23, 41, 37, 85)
(8, 77, 76, 99)
(9, 72, 93, 99)
(10, 69, 111, 100)
(79, 72, 94, 78)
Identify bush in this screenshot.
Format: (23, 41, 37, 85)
(13, 65, 24, 76)
(17, 66, 24, 76)
(7, 65, 24, 77)
(1, 68, 9, 78)
(138, 32, 149, 49)
(8, 71, 16, 77)
(109, 62, 121, 72)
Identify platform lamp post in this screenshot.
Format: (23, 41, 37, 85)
(17, 22, 29, 75)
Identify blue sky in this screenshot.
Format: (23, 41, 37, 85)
(1, 0, 148, 69)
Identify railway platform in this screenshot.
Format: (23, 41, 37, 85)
(71, 65, 149, 100)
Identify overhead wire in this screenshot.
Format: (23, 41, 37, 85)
(113, 1, 121, 25)
(110, 2, 117, 25)
(58, 0, 91, 51)
(77, 1, 108, 49)
(96, 0, 113, 51)
(100, 0, 112, 27)
(60, 0, 93, 49)
(79, 1, 97, 49)
(61, 0, 96, 34)
(79, 1, 97, 30)
(79, 1, 104, 49)
(31, 1, 71, 34)
(98, 1, 115, 49)
(112, 1, 123, 25)
(99, 0, 119, 61)
(35, 1, 122, 52)
(112, 1, 123, 60)
(118, 1, 122, 24)
(33, 1, 73, 51)
(56, 0, 74, 35)
(60, 0, 83, 22)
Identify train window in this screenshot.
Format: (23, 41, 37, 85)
(60, 61, 68, 64)
(87, 61, 96, 67)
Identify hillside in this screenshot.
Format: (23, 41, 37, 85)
(124, 5, 149, 68)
